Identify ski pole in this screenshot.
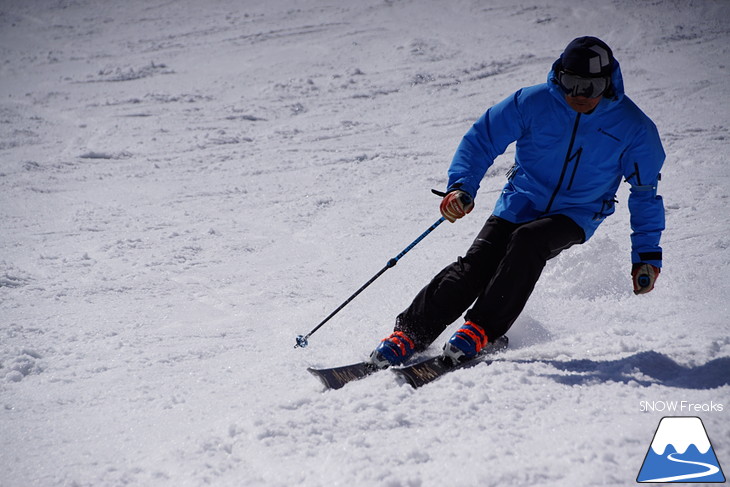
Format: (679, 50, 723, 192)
(295, 216, 446, 348)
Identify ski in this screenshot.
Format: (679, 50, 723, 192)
(308, 335, 508, 390)
(307, 361, 380, 390)
(392, 335, 509, 388)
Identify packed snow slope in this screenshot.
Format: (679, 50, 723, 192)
(1, 0, 729, 486)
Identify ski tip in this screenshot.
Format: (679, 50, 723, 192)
(307, 367, 341, 390)
(306, 362, 379, 391)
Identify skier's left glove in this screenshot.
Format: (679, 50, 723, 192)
(632, 263, 660, 295)
(439, 190, 474, 223)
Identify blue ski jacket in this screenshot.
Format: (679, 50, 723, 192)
(447, 59, 665, 267)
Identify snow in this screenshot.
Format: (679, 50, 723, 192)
(1, 0, 728, 486)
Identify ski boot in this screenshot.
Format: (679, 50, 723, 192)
(369, 331, 417, 369)
(442, 321, 488, 365)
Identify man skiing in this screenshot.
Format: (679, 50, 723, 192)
(370, 36, 665, 368)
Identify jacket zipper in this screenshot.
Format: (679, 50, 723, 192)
(566, 146, 583, 190)
(545, 113, 581, 213)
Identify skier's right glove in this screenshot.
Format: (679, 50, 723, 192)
(439, 190, 474, 223)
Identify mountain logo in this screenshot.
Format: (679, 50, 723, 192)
(637, 416, 726, 483)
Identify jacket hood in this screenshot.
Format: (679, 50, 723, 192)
(548, 57, 626, 111)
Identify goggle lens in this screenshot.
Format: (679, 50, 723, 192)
(559, 71, 609, 98)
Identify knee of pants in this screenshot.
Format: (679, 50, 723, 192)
(508, 224, 553, 259)
(440, 256, 483, 289)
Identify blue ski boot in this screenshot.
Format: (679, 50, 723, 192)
(369, 331, 417, 369)
(442, 321, 488, 365)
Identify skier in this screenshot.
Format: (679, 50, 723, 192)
(370, 36, 665, 368)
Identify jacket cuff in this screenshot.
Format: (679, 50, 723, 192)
(632, 250, 662, 268)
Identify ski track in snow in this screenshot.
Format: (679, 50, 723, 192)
(1, 1, 729, 486)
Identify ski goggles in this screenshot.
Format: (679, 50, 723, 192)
(558, 71, 610, 98)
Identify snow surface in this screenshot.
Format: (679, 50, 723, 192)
(1, 0, 729, 486)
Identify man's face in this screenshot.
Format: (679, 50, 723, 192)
(565, 95, 602, 114)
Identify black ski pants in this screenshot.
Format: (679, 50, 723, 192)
(394, 214, 585, 349)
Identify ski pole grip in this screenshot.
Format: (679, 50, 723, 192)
(432, 188, 473, 206)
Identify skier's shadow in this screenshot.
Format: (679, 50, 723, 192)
(534, 352, 730, 390)
(507, 318, 730, 390)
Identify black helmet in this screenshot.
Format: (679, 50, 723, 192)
(560, 36, 614, 77)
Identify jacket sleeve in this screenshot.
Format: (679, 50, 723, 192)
(622, 121, 665, 268)
(447, 90, 527, 198)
